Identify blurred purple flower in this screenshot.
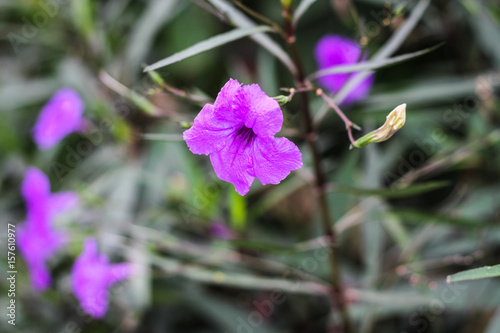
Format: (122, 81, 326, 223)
(33, 87, 85, 150)
(314, 35, 374, 105)
(183, 79, 302, 195)
(209, 222, 235, 240)
(72, 238, 131, 318)
(18, 167, 78, 291)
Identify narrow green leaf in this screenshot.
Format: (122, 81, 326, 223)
(447, 264, 500, 283)
(71, 0, 95, 40)
(462, 0, 500, 69)
(309, 43, 443, 80)
(124, 0, 180, 74)
(381, 214, 411, 250)
(330, 181, 450, 198)
(314, 0, 431, 125)
(141, 133, 184, 141)
(99, 71, 158, 115)
(144, 26, 272, 72)
(293, 0, 317, 26)
(333, 0, 431, 103)
(206, 0, 297, 75)
(217, 240, 299, 254)
(151, 255, 328, 295)
(389, 210, 492, 228)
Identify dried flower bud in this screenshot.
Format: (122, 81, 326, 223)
(351, 103, 406, 149)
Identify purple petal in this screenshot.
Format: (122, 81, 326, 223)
(314, 35, 374, 105)
(21, 167, 50, 209)
(213, 78, 243, 122)
(33, 87, 84, 150)
(210, 135, 255, 196)
(341, 73, 374, 105)
(49, 191, 79, 218)
(183, 104, 238, 155)
(72, 238, 130, 318)
(18, 225, 65, 291)
(18, 167, 75, 292)
(106, 263, 132, 286)
(235, 84, 283, 137)
(209, 222, 235, 240)
(185, 79, 302, 195)
(21, 167, 52, 234)
(77, 281, 109, 319)
(252, 137, 302, 185)
(28, 261, 51, 291)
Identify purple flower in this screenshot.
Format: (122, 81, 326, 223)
(314, 35, 374, 105)
(18, 167, 78, 291)
(209, 222, 235, 240)
(33, 88, 85, 150)
(183, 79, 302, 195)
(72, 238, 131, 318)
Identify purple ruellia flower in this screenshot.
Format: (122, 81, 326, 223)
(72, 238, 131, 318)
(18, 167, 78, 291)
(314, 35, 374, 105)
(183, 79, 302, 195)
(33, 87, 85, 150)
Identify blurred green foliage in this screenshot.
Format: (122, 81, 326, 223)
(0, 0, 500, 332)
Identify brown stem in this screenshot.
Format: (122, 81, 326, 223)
(282, 5, 354, 333)
(317, 89, 360, 146)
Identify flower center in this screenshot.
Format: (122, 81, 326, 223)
(234, 126, 256, 146)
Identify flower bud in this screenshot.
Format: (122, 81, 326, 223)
(281, 0, 294, 10)
(351, 103, 406, 148)
(273, 94, 292, 106)
(178, 121, 193, 129)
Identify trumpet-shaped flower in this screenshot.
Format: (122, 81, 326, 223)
(71, 238, 131, 318)
(183, 79, 302, 195)
(18, 167, 78, 291)
(314, 35, 374, 105)
(33, 88, 85, 150)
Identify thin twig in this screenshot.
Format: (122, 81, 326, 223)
(317, 89, 360, 146)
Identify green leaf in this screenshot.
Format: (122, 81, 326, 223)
(206, 0, 297, 75)
(462, 0, 500, 69)
(151, 254, 327, 295)
(141, 133, 184, 141)
(71, 0, 95, 41)
(217, 240, 299, 254)
(124, 0, 181, 74)
(447, 264, 500, 283)
(389, 210, 492, 228)
(293, 0, 318, 26)
(330, 181, 450, 198)
(309, 43, 444, 80)
(144, 26, 272, 72)
(229, 189, 247, 231)
(314, 0, 431, 125)
(99, 71, 158, 115)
